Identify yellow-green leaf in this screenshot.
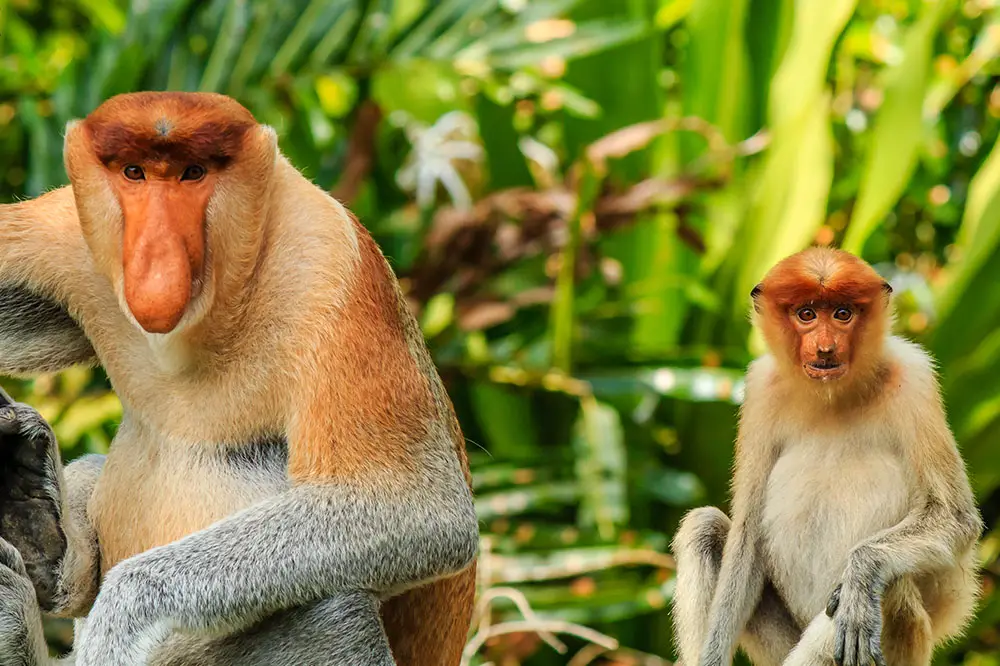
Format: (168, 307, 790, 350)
(842, 0, 957, 254)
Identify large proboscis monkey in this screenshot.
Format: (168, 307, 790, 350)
(0, 92, 479, 665)
(670, 248, 982, 666)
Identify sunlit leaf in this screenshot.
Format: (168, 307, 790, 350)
(572, 397, 628, 539)
(842, 0, 957, 254)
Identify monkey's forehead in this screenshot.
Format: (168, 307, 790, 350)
(82, 92, 257, 167)
(761, 271, 885, 307)
(758, 247, 887, 306)
(86, 92, 256, 126)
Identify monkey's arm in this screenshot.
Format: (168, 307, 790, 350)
(827, 373, 982, 666)
(0, 189, 100, 376)
(843, 377, 981, 591)
(73, 442, 478, 666)
(842, 492, 980, 593)
(697, 391, 778, 666)
(827, 459, 980, 666)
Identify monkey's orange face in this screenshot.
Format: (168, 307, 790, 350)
(70, 92, 258, 335)
(788, 304, 857, 381)
(110, 161, 214, 334)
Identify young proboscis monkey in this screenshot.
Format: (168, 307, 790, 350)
(670, 248, 983, 666)
(0, 92, 480, 665)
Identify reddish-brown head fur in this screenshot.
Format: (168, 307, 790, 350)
(752, 247, 892, 386)
(68, 92, 259, 334)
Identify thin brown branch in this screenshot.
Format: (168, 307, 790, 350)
(331, 99, 382, 204)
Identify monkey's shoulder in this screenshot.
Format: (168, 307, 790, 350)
(878, 335, 942, 404)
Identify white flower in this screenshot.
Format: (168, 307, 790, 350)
(396, 111, 483, 210)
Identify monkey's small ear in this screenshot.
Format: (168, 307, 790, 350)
(881, 281, 893, 295)
(750, 284, 762, 312)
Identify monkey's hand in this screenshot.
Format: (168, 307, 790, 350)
(826, 582, 886, 666)
(0, 389, 66, 612)
(0, 536, 52, 666)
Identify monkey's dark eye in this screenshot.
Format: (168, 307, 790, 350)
(833, 307, 853, 322)
(181, 165, 206, 182)
(123, 165, 145, 181)
(796, 308, 817, 322)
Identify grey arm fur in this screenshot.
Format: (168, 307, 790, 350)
(842, 497, 982, 596)
(72, 449, 478, 666)
(0, 286, 95, 377)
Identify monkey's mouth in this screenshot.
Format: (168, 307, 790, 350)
(804, 360, 847, 380)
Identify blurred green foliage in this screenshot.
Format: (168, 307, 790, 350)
(4, 0, 1000, 663)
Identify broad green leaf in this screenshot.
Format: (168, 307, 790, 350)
(391, 0, 475, 60)
(72, 0, 128, 34)
(732, 0, 856, 318)
(737, 93, 836, 318)
(936, 131, 1000, 325)
(484, 20, 648, 70)
(681, 0, 749, 144)
(468, 381, 540, 458)
(766, 0, 857, 128)
(572, 397, 628, 539)
(842, 0, 957, 254)
(655, 0, 693, 29)
(200, 0, 248, 92)
(269, 0, 331, 77)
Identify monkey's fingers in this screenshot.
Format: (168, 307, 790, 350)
(826, 584, 842, 617)
(833, 624, 846, 666)
(0, 538, 27, 579)
(0, 385, 12, 408)
(0, 406, 17, 436)
(869, 635, 887, 666)
(844, 629, 860, 666)
(855, 631, 873, 666)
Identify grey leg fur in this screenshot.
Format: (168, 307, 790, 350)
(672, 506, 801, 666)
(0, 545, 398, 666)
(71, 450, 477, 666)
(151, 592, 396, 666)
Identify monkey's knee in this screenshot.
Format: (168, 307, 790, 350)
(922, 556, 979, 643)
(673, 506, 730, 562)
(671, 507, 731, 665)
(881, 579, 932, 666)
(154, 593, 398, 666)
(318, 591, 396, 663)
